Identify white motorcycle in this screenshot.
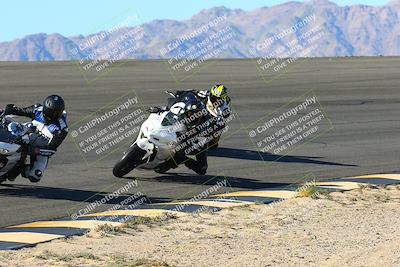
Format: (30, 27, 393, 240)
(0, 112, 38, 183)
(113, 90, 218, 178)
(113, 103, 186, 178)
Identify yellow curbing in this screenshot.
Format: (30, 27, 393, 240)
(2, 173, 400, 250)
(78, 209, 186, 219)
(315, 181, 367, 190)
(214, 190, 297, 199)
(9, 220, 123, 229)
(0, 232, 64, 244)
(160, 200, 255, 208)
(344, 174, 400, 180)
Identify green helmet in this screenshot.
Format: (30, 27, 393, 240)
(210, 84, 229, 100)
(210, 84, 229, 109)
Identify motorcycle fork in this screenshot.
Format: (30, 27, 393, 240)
(23, 148, 36, 168)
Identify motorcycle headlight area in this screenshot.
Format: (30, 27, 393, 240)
(158, 130, 171, 138)
(0, 155, 8, 169)
(0, 148, 10, 154)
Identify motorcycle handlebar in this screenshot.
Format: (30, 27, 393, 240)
(165, 90, 177, 98)
(8, 123, 38, 145)
(0, 104, 15, 121)
(0, 110, 5, 120)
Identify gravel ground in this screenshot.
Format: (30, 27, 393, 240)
(1, 185, 400, 267)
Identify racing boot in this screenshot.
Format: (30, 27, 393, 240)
(154, 158, 179, 174)
(154, 152, 190, 174)
(184, 158, 207, 175)
(24, 155, 47, 183)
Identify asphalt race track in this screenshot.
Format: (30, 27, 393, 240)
(0, 58, 399, 227)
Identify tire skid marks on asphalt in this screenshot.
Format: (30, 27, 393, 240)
(0, 173, 399, 250)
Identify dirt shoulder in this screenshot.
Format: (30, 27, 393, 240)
(1, 185, 400, 267)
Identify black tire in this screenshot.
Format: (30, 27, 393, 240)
(0, 164, 22, 183)
(113, 144, 147, 178)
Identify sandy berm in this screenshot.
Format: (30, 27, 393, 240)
(1, 185, 400, 267)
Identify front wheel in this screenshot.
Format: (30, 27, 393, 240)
(113, 144, 147, 178)
(0, 163, 23, 183)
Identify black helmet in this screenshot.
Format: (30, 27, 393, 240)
(43, 95, 65, 123)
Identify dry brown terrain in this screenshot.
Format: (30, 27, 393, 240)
(1, 185, 400, 267)
(3, 1, 400, 60)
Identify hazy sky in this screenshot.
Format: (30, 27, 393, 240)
(0, 0, 389, 42)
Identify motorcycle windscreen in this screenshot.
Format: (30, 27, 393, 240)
(161, 112, 179, 126)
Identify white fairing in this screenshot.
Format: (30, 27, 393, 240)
(0, 141, 21, 176)
(133, 110, 185, 170)
(0, 119, 34, 177)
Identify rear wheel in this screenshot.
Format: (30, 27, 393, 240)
(113, 144, 147, 178)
